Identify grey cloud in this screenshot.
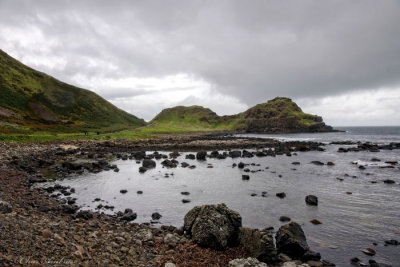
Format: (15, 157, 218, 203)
(1, 0, 400, 110)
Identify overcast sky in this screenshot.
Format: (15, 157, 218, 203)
(1, 0, 400, 126)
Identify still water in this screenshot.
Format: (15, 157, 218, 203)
(43, 127, 400, 266)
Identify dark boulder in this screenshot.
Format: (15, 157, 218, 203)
(305, 195, 318, 206)
(279, 216, 291, 222)
(242, 175, 250, 181)
(151, 212, 162, 220)
(275, 222, 310, 259)
(186, 154, 196, 160)
(229, 151, 242, 158)
(276, 192, 286, 199)
(142, 159, 156, 169)
(181, 162, 190, 168)
(183, 203, 242, 250)
(196, 151, 207, 160)
(310, 161, 324, 166)
(238, 162, 245, 169)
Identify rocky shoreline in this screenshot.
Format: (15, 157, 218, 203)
(1, 133, 399, 266)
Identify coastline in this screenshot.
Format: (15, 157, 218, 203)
(1, 133, 399, 266)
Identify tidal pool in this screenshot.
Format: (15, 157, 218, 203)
(43, 145, 400, 266)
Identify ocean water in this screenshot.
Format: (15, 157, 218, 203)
(236, 126, 400, 144)
(41, 127, 400, 266)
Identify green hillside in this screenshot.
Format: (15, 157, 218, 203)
(152, 97, 333, 133)
(0, 49, 145, 132)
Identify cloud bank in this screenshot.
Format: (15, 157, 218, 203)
(1, 0, 399, 125)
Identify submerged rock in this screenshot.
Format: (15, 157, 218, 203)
(275, 222, 310, 259)
(183, 203, 242, 250)
(276, 192, 286, 199)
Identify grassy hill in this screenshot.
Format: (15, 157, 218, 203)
(152, 97, 333, 133)
(0, 49, 145, 133)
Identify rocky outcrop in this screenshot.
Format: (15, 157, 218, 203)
(239, 228, 277, 264)
(183, 203, 242, 250)
(275, 222, 310, 259)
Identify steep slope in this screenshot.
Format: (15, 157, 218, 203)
(152, 98, 334, 133)
(0, 49, 145, 131)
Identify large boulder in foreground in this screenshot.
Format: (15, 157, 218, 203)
(275, 222, 310, 259)
(183, 203, 242, 250)
(239, 228, 277, 264)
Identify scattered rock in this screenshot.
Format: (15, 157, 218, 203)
(383, 179, 395, 184)
(182, 199, 191, 203)
(118, 208, 137, 221)
(310, 161, 324, 166)
(242, 175, 250, 181)
(275, 222, 310, 259)
(151, 212, 162, 220)
(276, 192, 286, 199)
(143, 159, 156, 169)
(120, 189, 128, 194)
(305, 195, 318, 206)
(361, 247, 376, 256)
(384, 239, 399, 246)
(183, 203, 242, 250)
(139, 167, 148, 173)
(279, 216, 291, 222)
(310, 219, 322, 225)
(196, 151, 207, 160)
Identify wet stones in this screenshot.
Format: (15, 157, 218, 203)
(275, 222, 310, 260)
(120, 189, 128, 194)
(242, 175, 250, 181)
(196, 151, 207, 160)
(238, 162, 245, 169)
(305, 195, 318, 206)
(183, 203, 242, 250)
(161, 159, 178, 168)
(117, 208, 137, 221)
(182, 199, 191, 203)
(0, 200, 12, 214)
(181, 191, 190, 195)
